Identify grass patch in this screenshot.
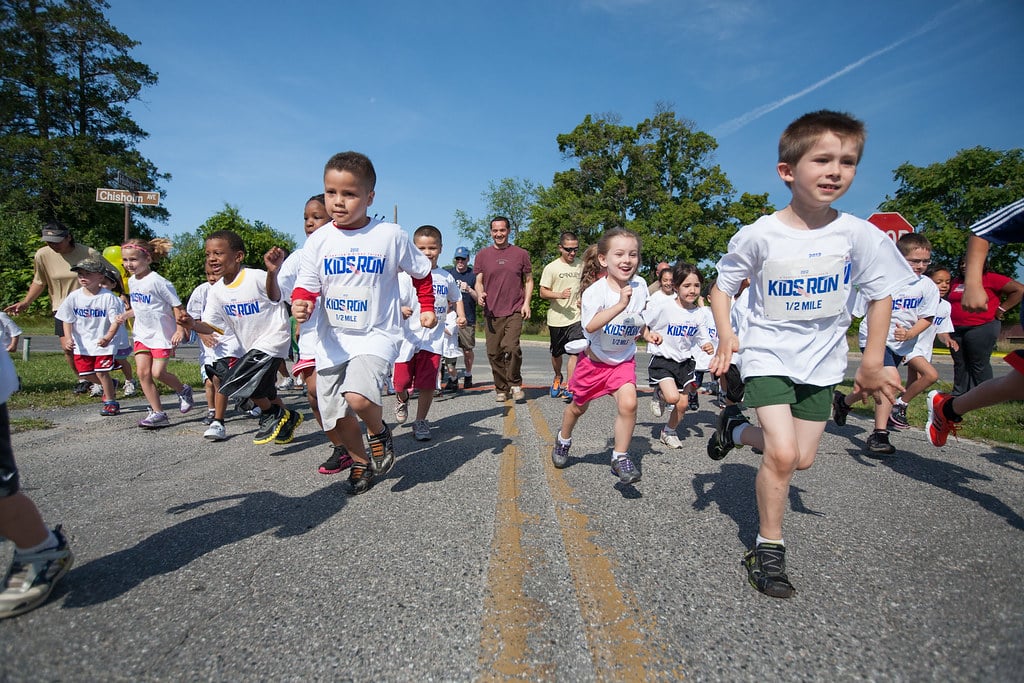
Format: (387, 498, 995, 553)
(11, 417, 55, 433)
(836, 379, 1023, 450)
(10, 352, 202, 410)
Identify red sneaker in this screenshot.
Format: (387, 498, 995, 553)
(926, 390, 959, 447)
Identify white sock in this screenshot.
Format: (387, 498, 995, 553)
(756, 534, 784, 547)
(16, 530, 58, 556)
(611, 450, 628, 462)
(895, 397, 907, 406)
(557, 432, 571, 446)
(732, 423, 749, 445)
(663, 426, 676, 435)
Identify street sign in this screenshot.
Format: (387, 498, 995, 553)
(95, 188, 160, 206)
(867, 212, 914, 242)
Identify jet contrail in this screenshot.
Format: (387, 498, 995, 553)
(712, 2, 969, 138)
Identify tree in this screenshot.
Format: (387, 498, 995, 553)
(453, 177, 538, 252)
(160, 205, 297, 302)
(879, 147, 1024, 276)
(524, 108, 773, 278)
(0, 0, 168, 249)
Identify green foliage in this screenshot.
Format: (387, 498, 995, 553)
(160, 204, 297, 302)
(879, 147, 1024, 277)
(0, 204, 45, 310)
(0, 0, 168, 247)
(453, 177, 538, 252)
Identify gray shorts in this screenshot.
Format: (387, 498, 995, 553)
(316, 355, 391, 431)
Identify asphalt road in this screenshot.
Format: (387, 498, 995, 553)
(1, 339, 1022, 681)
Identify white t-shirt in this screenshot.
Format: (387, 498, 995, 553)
(442, 310, 459, 359)
(417, 268, 461, 356)
(56, 288, 124, 356)
(906, 297, 953, 363)
(187, 281, 244, 363)
(395, 273, 421, 363)
(276, 247, 320, 362)
(0, 312, 23, 349)
(581, 275, 648, 365)
(0, 343, 17, 403)
(693, 305, 717, 372)
(645, 289, 676, 313)
(715, 212, 917, 386)
(644, 300, 711, 363)
(202, 268, 291, 358)
(294, 220, 432, 368)
(128, 271, 182, 349)
(855, 274, 941, 357)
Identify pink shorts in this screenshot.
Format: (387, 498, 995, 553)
(291, 357, 315, 376)
(393, 350, 441, 393)
(74, 354, 114, 375)
(133, 341, 173, 359)
(567, 354, 636, 405)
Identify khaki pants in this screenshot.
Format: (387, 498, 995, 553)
(484, 313, 523, 393)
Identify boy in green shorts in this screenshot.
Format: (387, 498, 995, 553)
(706, 110, 916, 598)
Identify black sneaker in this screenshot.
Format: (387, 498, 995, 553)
(367, 423, 395, 475)
(611, 455, 640, 484)
(743, 543, 796, 598)
(832, 390, 852, 427)
(253, 406, 289, 445)
(319, 445, 354, 474)
(73, 380, 91, 394)
(347, 462, 375, 495)
(866, 429, 896, 456)
(201, 410, 215, 425)
(274, 409, 304, 444)
(551, 439, 571, 469)
(688, 390, 700, 411)
(462, 375, 473, 390)
(707, 405, 750, 461)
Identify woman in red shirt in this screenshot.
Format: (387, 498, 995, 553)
(947, 261, 1024, 395)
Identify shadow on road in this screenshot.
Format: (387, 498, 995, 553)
(60, 481, 350, 607)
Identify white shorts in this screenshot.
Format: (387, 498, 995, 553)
(316, 355, 391, 431)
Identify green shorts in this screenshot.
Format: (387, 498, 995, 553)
(744, 376, 835, 422)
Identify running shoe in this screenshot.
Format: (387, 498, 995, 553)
(927, 390, 960, 447)
(413, 419, 431, 441)
(138, 411, 170, 429)
(100, 400, 120, 416)
(888, 402, 910, 431)
(660, 429, 682, 449)
(462, 375, 473, 390)
(688, 390, 699, 411)
(743, 543, 796, 598)
(73, 380, 91, 395)
(89, 383, 103, 397)
(319, 445, 354, 475)
(611, 455, 641, 484)
(348, 462, 375, 495)
(550, 376, 562, 398)
(650, 387, 664, 417)
(276, 376, 294, 391)
(866, 429, 896, 456)
(274, 409, 304, 444)
(177, 385, 195, 414)
(511, 386, 525, 401)
(395, 399, 409, 425)
(495, 392, 508, 402)
(551, 438, 571, 468)
(832, 390, 851, 427)
(253, 406, 290, 445)
(367, 423, 395, 475)
(201, 410, 215, 425)
(203, 420, 226, 441)
(122, 379, 137, 397)
(707, 404, 749, 461)
(0, 526, 74, 619)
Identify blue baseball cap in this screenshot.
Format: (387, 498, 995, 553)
(454, 246, 470, 259)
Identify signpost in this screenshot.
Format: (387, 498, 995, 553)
(867, 212, 914, 242)
(95, 171, 160, 241)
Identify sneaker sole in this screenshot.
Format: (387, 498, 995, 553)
(253, 411, 291, 445)
(274, 412, 305, 444)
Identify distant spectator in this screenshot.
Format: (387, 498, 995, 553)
(446, 246, 479, 389)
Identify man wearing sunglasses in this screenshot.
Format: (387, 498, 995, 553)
(539, 232, 584, 400)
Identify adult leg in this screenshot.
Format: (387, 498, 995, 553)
(485, 316, 509, 394)
(503, 312, 525, 388)
(961, 319, 1000, 389)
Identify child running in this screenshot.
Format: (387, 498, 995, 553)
(706, 110, 916, 598)
(392, 225, 465, 441)
(291, 151, 436, 495)
(551, 228, 647, 485)
(56, 258, 126, 416)
(177, 231, 301, 445)
(118, 238, 194, 428)
(643, 261, 713, 449)
(98, 264, 137, 398)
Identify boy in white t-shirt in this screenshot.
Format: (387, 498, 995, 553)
(56, 258, 126, 416)
(292, 152, 437, 495)
(392, 226, 466, 441)
(833, 233, 940, 453)
(707, 110, 917, 599)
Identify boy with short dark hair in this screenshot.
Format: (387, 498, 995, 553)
(291, 152, 437, 495)
(833, 232, 939, 454)
(707, 110, 917, 598)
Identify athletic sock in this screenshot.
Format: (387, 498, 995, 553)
(557, 432, 571, 446)
(15, 530, 59, 556)
(732, 423, 749, 446)
(756, 534, 783, 547)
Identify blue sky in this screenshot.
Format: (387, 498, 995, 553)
(106, 0, 1024, 259)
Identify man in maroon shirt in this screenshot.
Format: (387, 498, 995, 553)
(474, 217, 533, 402)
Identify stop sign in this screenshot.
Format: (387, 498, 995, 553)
(867, 212, 915, 242)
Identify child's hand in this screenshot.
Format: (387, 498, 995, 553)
(198, 332, 217, 348)
(893, 323, 908, 342)
(171, 329, 185, 346)
(618, 285, 633, 307)
(292, 300, 313, 323)
(700, 342, 714, 355)
(97, 336, 110, 348)
(400, 306, 413, 320)
(855, 362, 904, 406)
(61, 337, 74, 353)
(264, 246, 286, 272)
(709, 334, 738, 376)
(420, 310, 438, 329)
(176, 311, 194, 328)
(645, 330, 662, 345)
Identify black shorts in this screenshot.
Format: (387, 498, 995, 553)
(204, 357, 240, 385)
(0, 405, 20, 497)
(218, 350, 281, 402)
(549, 322, 584, 357)
(53, 313, 64, 337)
(647, 355, 697, 390)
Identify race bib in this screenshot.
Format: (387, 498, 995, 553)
(762, 256, 846, 321)
(600, 313, 643, 352)
(323, 285, 373, 330)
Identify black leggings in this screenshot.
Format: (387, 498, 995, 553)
(950, 319, 1000, 396)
